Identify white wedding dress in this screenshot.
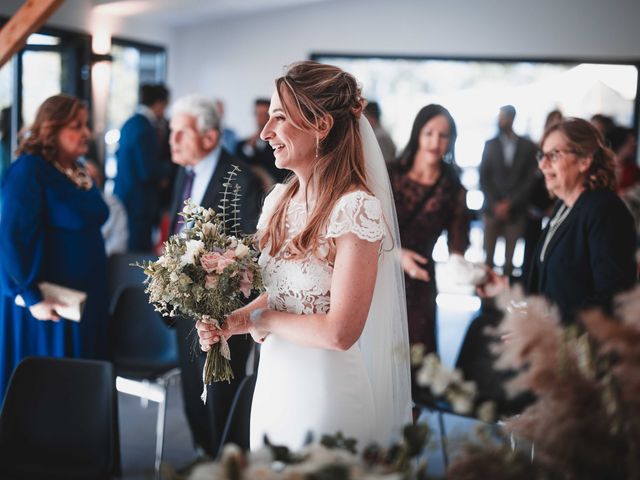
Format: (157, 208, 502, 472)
(250, 185, 386, 451)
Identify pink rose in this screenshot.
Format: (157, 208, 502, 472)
(205, 274, 219, 290)
(216, 255, 235, 274)
(200, 252, 223, 274)
(239, 269, 254, 298)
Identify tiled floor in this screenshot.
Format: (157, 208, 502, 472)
(118, 378, 198, 479)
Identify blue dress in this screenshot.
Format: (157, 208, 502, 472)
(0, 154, 109, 397)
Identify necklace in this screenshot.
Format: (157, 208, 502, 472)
(539, 204, 573, 262)
(53, 161, 93, 191)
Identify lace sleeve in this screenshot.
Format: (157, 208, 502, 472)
(257, 183, 286, 232)
(326, 191, 385, 242)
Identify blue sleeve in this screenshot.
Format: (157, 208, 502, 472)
(0, 156, 46, 306)
(132, 121, 161, 183)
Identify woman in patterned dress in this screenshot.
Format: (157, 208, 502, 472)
(390, 104, 471, 369)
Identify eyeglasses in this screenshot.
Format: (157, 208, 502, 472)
(535, 148, 577, 163)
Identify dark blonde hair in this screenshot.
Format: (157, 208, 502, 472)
(17, 94, 86, 162)
(541, 117, 616, 191)
(261, 61, 368, 261)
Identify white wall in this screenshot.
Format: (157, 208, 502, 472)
(168, 0, 640, 137)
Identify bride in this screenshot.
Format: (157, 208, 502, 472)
(197, 61, 411, 451)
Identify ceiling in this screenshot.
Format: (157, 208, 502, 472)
(91, 0, 333, 27)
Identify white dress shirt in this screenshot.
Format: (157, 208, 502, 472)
(190, 146, 221, 207)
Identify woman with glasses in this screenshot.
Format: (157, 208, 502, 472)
(480, 117, 636, 323)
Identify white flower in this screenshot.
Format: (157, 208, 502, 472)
(180, 239, 205, 265)
(449, 392, 473, 414)
(477, 401, 496, 423)
(430, 369, 451, 395)
(203, 208, 215, 222)
(410, 343, 426, 366)
(235, 242, 250, 258)
(202, 222, 217, 237)
(183, 201, 195, 215)
(227, 236, 238, 249)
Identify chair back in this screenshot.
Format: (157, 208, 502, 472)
(0, 357, 120, 480)
(107, 252, 155, 314)
(112, 286, 178, 378)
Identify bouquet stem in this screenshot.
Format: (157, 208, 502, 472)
(203, 343, 234, 384)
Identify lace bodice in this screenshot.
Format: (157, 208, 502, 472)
(257, 185, 385, 315)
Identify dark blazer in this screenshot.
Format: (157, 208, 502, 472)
(114, 113, 163, 251)
(527, 189, 636, 322)
(479, 135, 539, 218)
(168, 148, 262, 456)
(169, 149, 262, 235)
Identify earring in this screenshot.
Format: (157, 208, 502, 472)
(315, 136, 319, 158)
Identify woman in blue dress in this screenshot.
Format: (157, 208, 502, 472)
(0, 94, 109, 397)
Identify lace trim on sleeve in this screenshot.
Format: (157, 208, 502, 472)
(326, 191, 385, 242)
(257, 183, 287, 232)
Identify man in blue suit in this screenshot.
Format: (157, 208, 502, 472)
(114, 84, 169, 252)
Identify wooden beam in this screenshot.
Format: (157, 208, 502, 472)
(0, 0, 65, 68)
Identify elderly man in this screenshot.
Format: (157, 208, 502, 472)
(168, 95, 262, 460)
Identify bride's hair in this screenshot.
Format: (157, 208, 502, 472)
(261, 60, 369, 261)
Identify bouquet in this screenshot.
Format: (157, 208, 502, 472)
(138, 167, 263, 397)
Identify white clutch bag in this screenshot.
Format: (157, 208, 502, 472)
(15, 282, 87, 322)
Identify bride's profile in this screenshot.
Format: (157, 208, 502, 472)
(197, 60, 411, 451)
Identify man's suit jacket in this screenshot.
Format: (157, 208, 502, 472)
(168, 149, 263, 456)
(169, 150, 262, 235)
(527, 189, 636, 323)
(479, 135, 538, 219)
(114, 113, 162, 220)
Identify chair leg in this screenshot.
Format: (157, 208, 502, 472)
(154, 380, 168, 480)
(438, 411, 449, 469)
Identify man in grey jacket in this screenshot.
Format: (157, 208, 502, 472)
(480, 105, 538, 277)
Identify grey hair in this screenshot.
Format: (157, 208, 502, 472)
(170, 95, 221, 132)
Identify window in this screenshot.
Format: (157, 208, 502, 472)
(312, 54, 639, 200)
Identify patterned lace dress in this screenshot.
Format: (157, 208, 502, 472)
(250, 185, 384, 451)
(390, 164, 470, 355)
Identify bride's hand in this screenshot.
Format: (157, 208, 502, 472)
(248, 308, 270, 344)
(195, 319, 221, 352)
(195, 311, 249, 352)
